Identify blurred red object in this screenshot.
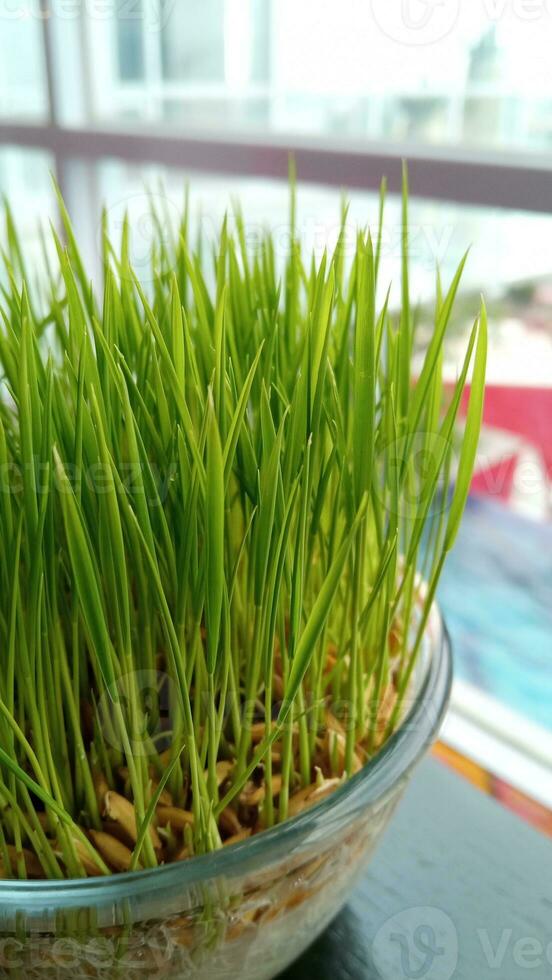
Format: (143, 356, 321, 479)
(462, 384, 552, 479)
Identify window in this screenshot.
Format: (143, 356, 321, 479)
(75, 1, 552, 152)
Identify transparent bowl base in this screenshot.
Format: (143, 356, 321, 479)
(0, 793, 403, 980)
(0, 606, 450, 980)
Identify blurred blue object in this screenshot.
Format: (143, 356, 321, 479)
(438, 495, 552, 731)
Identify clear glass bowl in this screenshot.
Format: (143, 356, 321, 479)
(0, 606, 451, 979)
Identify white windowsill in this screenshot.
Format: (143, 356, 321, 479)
(442, 678, 552, 810)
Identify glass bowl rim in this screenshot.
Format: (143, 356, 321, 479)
(0, 604, 452, 907)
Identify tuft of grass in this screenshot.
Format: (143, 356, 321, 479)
(0, 172, 486, 879)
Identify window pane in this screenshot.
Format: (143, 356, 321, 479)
(116, 0, 145, 82)
(161, 0, 225, 82)
(0, 3, 49, 120)
(85, 2, 552, 153)
(0, 149, 56, 274)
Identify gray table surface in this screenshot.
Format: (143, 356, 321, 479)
(280, 758, 552, 979)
